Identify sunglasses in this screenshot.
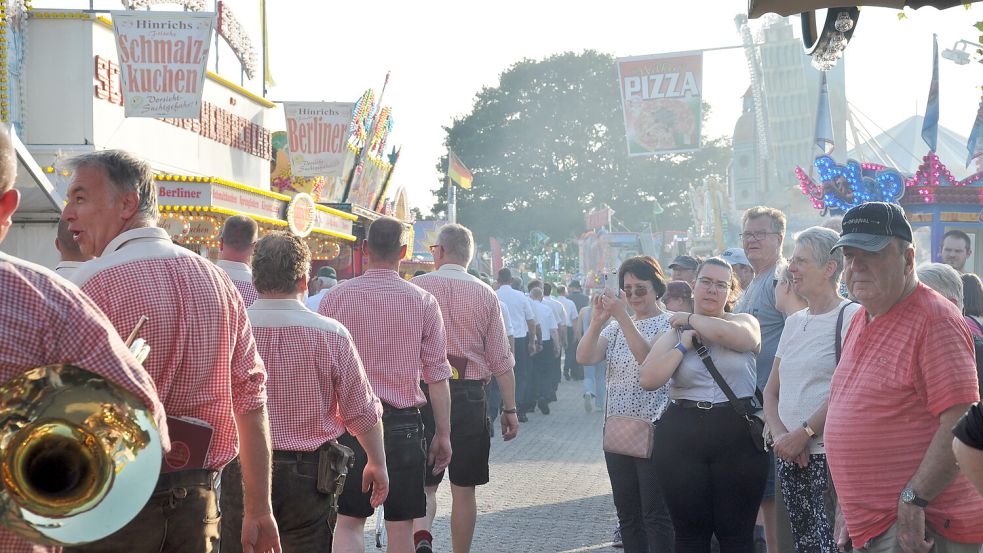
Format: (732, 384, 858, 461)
(622, 286, 651, 297)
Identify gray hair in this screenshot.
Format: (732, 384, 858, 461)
(794, 226, 844, 287)
(529, 287, 544, 300)
(436, 223, 474, 264)
(917, 262, 963, 309)
(69, 150, 158, 223)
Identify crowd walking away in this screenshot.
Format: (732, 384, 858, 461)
(2, 132, 983, 553)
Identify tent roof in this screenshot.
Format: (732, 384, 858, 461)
(847, 114, 973, 179)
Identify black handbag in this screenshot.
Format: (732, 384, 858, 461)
(691, 336, 770, 453)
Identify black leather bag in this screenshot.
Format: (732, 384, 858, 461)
(692, 337, 770, 453)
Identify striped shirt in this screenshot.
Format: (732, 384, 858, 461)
(825, 284, 983, 546)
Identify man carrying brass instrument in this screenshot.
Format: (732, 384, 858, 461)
(63, 150, 280, 553)
(221, 232, 389, 552)
(0, 130, 170, 552)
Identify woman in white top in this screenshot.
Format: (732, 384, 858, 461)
(762, 226, 860, 553)
(577, 256, 674, 553)
(638, 257, 765, 553)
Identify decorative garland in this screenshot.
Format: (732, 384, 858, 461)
(796, 155, 906, 213)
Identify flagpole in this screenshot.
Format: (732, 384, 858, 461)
(447, 150, 456, 225)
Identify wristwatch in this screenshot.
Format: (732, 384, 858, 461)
(501, 407, 518, 414)
(900, 487, 930, 508)
(801, 421, 817, 438)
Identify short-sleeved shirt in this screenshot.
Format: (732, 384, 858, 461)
(954, 403, 983, 450)
(1, 252, 171, 553)
(319, 268, 452, 409)
(532, 300, 558, 341)
(735, 264, 786, 390)
(544, 296, 570, 327)
(774, 300, 861, 454)
(247, 299, 381, 451)
(496, 285, 535, 339)
(73, 227, 267, 470)
(601, 314, 672, 422)
(217, 259, 258, 307)
(558, 296, 578, 326)
(413, 264, 514, 381)
(499, 301, 514, 337)
(670, 335, 757, 404)
(569, 290, 590, 312)
(825, 284, 983, 546)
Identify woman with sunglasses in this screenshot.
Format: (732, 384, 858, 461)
(577, 256, 674, 553)
(639, 257, 767, 553)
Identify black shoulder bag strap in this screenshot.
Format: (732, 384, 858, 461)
(834, 301, 856, 364)
(692, 336, 761, 418)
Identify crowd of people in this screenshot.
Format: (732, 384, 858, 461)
(1, 124, 983, 553)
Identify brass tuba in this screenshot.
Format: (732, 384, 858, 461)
(0, 317, 162, 545)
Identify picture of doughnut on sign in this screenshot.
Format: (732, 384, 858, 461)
(617, 51, 703, 156)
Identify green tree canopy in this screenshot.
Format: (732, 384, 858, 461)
(435, 50, 731, 267)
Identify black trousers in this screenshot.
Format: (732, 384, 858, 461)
(653, 404, 768, 553)
(513, 336, 530, 411)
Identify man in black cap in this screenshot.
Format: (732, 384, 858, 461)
(824, 202, 983, 553)
(668, 255, 700, 287)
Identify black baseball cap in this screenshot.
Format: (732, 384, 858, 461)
(831, 202, 912, 253)
(669, 255, 699, 270)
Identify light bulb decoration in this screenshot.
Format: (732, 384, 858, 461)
(796, 156, 907, 214)
(900, 151, 983, 206)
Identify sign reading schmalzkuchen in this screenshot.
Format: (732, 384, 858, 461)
(111, 10, 216, 118)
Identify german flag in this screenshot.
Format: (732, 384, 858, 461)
(448, 151, 473, 189)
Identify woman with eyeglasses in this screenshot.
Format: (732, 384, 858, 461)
(577, 256, 674, 553)
(639, 257, 767, 553)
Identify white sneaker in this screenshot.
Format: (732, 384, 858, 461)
(584, 393, 594, 413)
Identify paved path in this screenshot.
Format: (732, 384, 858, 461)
(364, 377, 622, 552)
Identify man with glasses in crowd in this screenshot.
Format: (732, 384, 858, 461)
(734, 206, 790, 553)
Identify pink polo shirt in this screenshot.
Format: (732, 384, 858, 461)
(825, 284, 983, 546)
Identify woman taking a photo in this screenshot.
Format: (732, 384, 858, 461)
(577, 256, 674, 553)
(762, 227, 859, 553)
(639, 257, 766, 553)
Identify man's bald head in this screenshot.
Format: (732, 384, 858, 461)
(366, 216, 406, 261)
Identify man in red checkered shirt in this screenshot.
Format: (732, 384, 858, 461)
(0, 130, 169, 552)
(319, 216, 453, 553)
(63, 150, 280, 553)
(221, 232, 388, 551)
(410, 224, 517, 553)
(217, 214, 259, 307)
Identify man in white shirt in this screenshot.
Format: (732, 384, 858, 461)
(53, 216, 92, 280)
(305, 276, 336, 311)
(495, 268, 537, 422)
(528, 286, 559, 415)
(216, 215, 259, 307)
(541, 281, 569, 403)
(556, 285, 580, 380)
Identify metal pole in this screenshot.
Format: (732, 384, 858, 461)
(447, 155, 456, 224)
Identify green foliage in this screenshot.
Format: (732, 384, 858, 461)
(433, 50, 731, 267)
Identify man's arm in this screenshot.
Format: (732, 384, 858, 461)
(353, 421, 388, 507)
(426, 379, 453, 473)
(493, 369, 519, 440)
(234, 407, 281, 553)
(897, 403, 973, 553)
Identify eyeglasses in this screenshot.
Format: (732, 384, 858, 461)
(739, 231, 780, 242)
(622, 286, 651, 297)
(696, 277, 731, 292)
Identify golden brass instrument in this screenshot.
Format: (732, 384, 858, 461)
(0, 317, 162, 545)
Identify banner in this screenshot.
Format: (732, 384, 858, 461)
(112, 11, 215, 118)
(282, 102, 355, 178)
(616, 51, 702, 156)
(922, 34, 940, 152)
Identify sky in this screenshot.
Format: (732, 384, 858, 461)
(51, 1, 983, 213)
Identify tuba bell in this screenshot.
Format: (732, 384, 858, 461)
(0, 323, 162, 545)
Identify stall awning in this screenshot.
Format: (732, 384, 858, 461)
(10, 130, 64, 222)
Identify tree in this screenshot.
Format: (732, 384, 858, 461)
(434, 50, 731, 267)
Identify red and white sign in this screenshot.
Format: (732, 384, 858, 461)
(111, 10, 215, 118)
(285, 193, 316, 238)
(586, 207, 612, 230)
(283, 102, 355, 177)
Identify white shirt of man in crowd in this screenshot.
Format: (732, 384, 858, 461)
(305, 276, 337, 311)
(496, 279, 535, 340)
(530, 290, 559, 345)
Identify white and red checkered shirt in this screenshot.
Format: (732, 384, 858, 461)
(412, 264, 514, 380)
(318, 268, 452, 408)
(1, 252, 170, 553)
(217, 260, 258, 307)
(74, 227, 267, 470)
(247, 299, 381, 451)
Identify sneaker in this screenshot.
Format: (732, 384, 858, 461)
(584, 393, 594, 413)
(517, 411, 528, 423)
(416, 540, 433, 553)
(612, 527, 624, 548)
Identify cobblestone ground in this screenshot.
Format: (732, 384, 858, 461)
(363, 376, 622, 552)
